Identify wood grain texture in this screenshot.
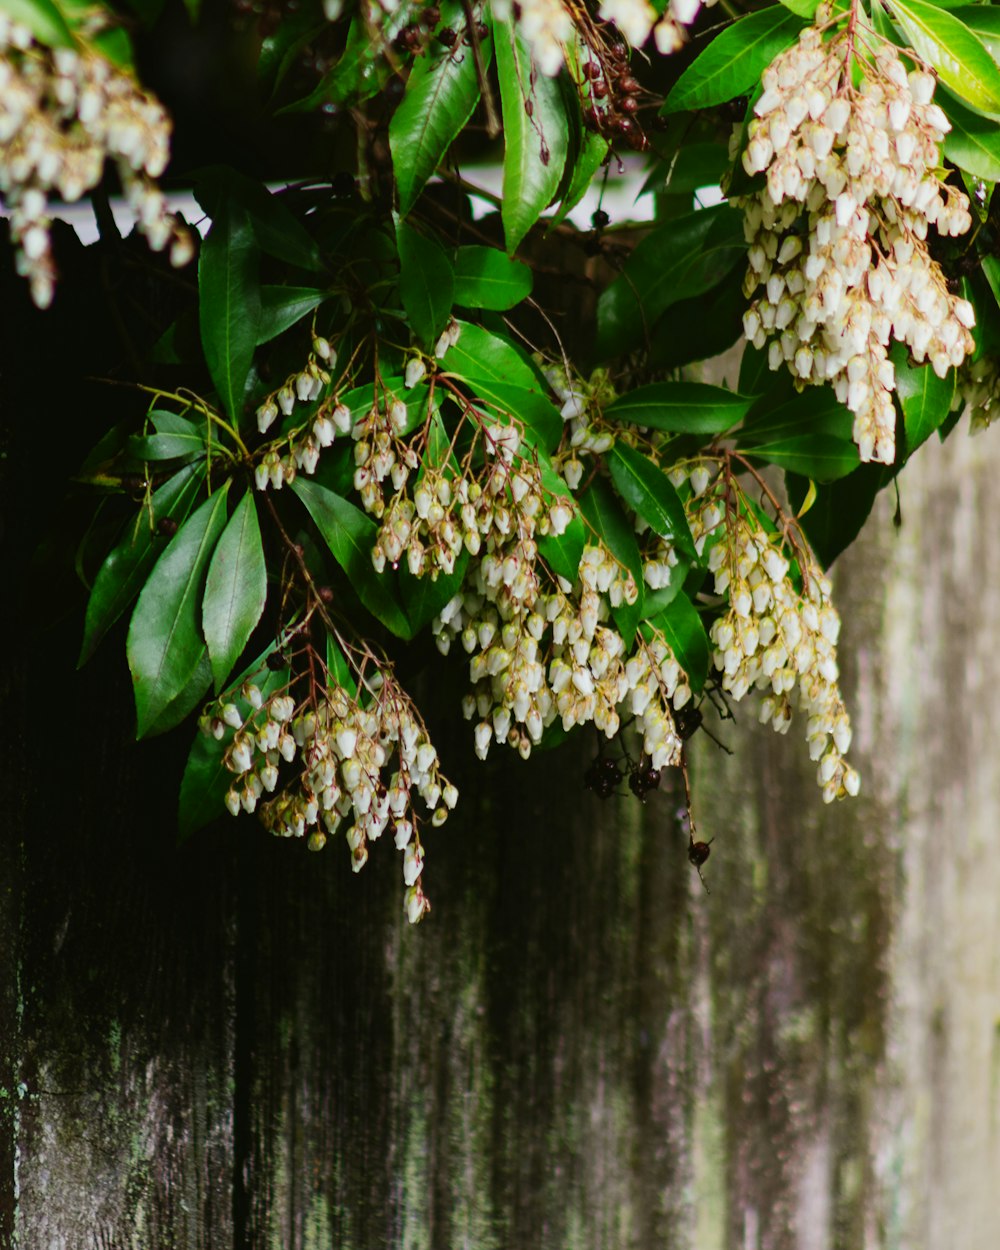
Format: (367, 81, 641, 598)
(3, 233, 1000, 1247)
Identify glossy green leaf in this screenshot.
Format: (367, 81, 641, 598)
(127, 485, 231, 738)
(890, 342, 957, 456)
(739, 386, 855, 443)
(443, 321, 538, 389)
(597, 205, 745, 359)
(202, 492, 268, 692)
(578, 478, 644, 646)
(495, 16, 569, 252)
(744, 434, 860, 481)
(397, 219, 454, 347)
(129, 412, 208, 462)
(278, 14, 395, 112)
(3, 0, 75, 46)
(643, 593, 709, 693)
(608, 442, 697, 559)
(648, 265, 747, 370)
(953, 6, 1000, 63)
(605, 383, 754, 434)
(325, 632, 357, 695)
(178, 646, 291, 840)
(199, 200, 261, 424)
(891, 0, 1000, 117)
(401, 549, 470, 632)
(291, 478, 411, 638)
(777, 0, 821, 16)
(538, 514, 586, 585)
(785, 465, 890, 569)
(79, 463, 206, 666)
(941, 89, 1000, 181)
(550, 131, 609, 228)
(194, 167, 323, 272)
(257, 286, 327, 345)
(663, 9, 804, 114)
(452, 246, 533, 310)
(389, 17, 490, 216)
(145, 649, 212, 738)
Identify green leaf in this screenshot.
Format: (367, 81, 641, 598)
(890, 0, 1000, 117)
(193, 167, 324, 272)
(202, 492, 268, 692)
(495, 16, 569, 252)
(3, 0, 75, 46)
(744, 434, 860, 481)
(396, 219, 455, 347)
(127, 485, 231, 738)
(596, 205, 746, 359)
(953, 6, 1000, 63)
(400, 549, 470, 632)
(326, 632, 357, 695)
(647, 265, 747, 370)
(578, 478, 644, 646)
(199, 200, 261, 424)
(739, 386, 855, 443)
(79, 463, 206, 666)
(257, 286, 328, 345)
(941, 89, 1000, 180)
(277, 14, 394, 112)
(663, 9, 804, 114)
(777, 0, 821, 17)
(890, 342, 956, 456)
(605, 382, 754, 435)
(290, 478, 411, 638)
(389, 20, 490, 216)
(550, 131, 609, 228)
(178, 646, 290, 841)
(643, 593, 709, 693)
(443, 320, 538, 388)
(145, 649, 212, 739)
(786, 466, 890, 569)
(538, 514, 586, 585)
(607, 442, 697, 559)
(452, 246, 533, 310)
(129, 411, 208, 462)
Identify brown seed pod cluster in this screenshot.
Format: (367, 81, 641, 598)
(580, 43, 653, 151)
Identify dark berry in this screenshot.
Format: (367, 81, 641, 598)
(591, 208, 610, 230)
(156, 516, 179, 538)
(618, 75, 640, 95)
(688, 840, 713, 868)
(438, 26, 457, 46)
(266, 651, 287, 672)
(317, 585, 335, 604)
(619, 95, 639, 114)
(422, 3, 440, 25)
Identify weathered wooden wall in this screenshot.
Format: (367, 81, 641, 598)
(4, 331, 1000, 1246)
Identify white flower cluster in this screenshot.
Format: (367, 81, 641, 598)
(432, 510, 692, 770)
(489, 0, 714, 76)
(254, 335, 340, 489)
(203, 667, 455, 924)
(694, 486, 858, 802)
(0, 13, 192, 308)
(738, 23, 975, 465)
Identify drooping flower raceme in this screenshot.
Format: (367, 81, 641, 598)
(0, 12, 192, 308)
(690, 473, 858, 803)
(737, 21, 975, 465)
(202, 661, 454, 925)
